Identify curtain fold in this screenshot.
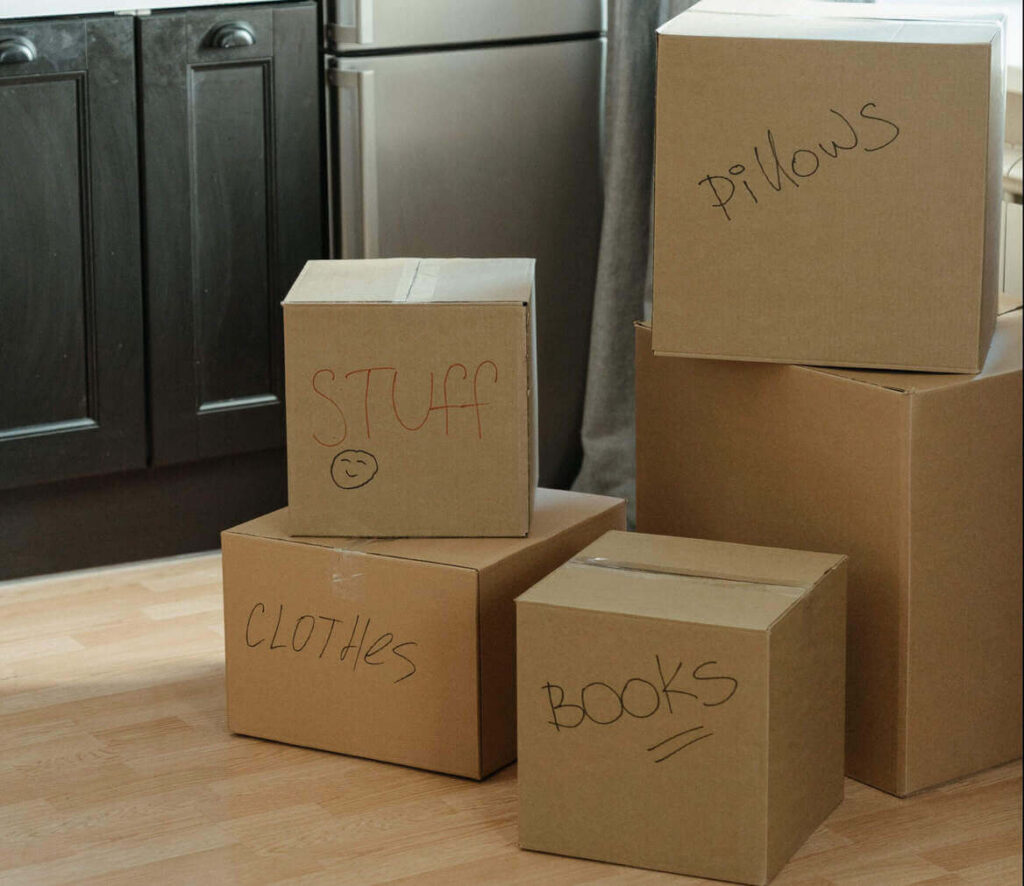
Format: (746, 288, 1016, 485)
(572, 0, 696, 523)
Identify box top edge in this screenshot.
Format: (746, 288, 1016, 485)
(659, 1, 1003, 44)
(515, 530, 846, 631)
(222, 490, 626, 571)
(282, 258, 535, 306)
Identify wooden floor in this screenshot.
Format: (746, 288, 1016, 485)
(0, 553, 1020, 886)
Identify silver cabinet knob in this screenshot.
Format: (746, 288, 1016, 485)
(0, 36, 37, 64)
(208, 22, 256, 49)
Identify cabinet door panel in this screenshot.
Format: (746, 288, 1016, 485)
(0, 16, 145, 490)
(140, 2, 322, 466)
(191, 61, 273, 406)
(1, 78, 89, 431)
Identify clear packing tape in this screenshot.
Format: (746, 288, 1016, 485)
(566, 555, 809, 596)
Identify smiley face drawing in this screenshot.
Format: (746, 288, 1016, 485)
(330, 449, 379, 490)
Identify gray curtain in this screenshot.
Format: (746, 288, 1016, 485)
(572, 0, 696, 523)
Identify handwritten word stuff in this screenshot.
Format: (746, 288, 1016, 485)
(542, 655, 738, 763)
(698, 101, 901, 221)
(245, 601, 417, 684)
(311, 360, 500, 447)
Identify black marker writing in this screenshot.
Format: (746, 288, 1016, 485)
(859, 102, 900, 152)
(655, 653, 698, 713)
(541, 655, 738, 763)
(646, 725, 714, 763)
(698, 100, 902, 221)
(392, 642, 418, 683)
(692, 660, 739, 707)
(244, 601, 418, 684)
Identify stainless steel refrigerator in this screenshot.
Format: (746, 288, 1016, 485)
(322, 0, 606, 488)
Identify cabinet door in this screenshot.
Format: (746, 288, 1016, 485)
(139, 2, 322, 466)
(0, 16, 145, 491)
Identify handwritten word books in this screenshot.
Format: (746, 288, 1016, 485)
(653, 0, 1005, 371)
(283, 257, 536, 537)
(516, 530, 847, 885)
(221, 489, 625, 779)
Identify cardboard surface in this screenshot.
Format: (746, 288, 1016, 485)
(652, 1, 1004, 372)
(283, 258, 537, 537)
(222, 488, 625, 779)
(517, 532, 846, 884)
(635, 313, 1023, 795)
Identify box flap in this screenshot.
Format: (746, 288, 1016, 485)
(808, 307, 1022, 393)
(516, 531, 845, 631)
(282, 258, 535, 306)
(223, 488, 624, 571)
(660, 0, 1002, 45)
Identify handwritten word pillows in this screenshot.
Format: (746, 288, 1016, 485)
(517, 531, 846, 885)
(222, 490, 625, 779)
(653, 0, 1004, 371)
(283, 258, 536, 536)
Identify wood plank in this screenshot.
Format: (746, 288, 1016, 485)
(0, 553, 1020, 885)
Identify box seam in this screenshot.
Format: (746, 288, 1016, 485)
(515, 598, 771, 634)
(478, 501, 626, 578)
(662, 9, 1004, 35)
(221, 528, 482, 574)
(974, 38, 996, 371)
(764, 622, 773, 883)
(650, 31, 665, 346)
(651, 347, 977, 375)
(898, 394, 915, 795)
(474, 565, 484, 779)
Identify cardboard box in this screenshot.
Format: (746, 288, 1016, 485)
(517, 531, 846, 885)
(635, 307, 1023, 796)
(221, 488, 625, 779)
(653, 0, 1005, 372)
(283, 258, 537, 537)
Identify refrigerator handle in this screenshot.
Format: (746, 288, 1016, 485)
(330, 66, 380, 260)
(327, 0, 374, 48)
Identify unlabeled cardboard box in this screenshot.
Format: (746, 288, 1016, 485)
(221, 488, 625, 779)
(283, 257, 536, 537)
(635, 306, 1023, 796)
(517, 531, 846, 885)
(653, 0, 1005, 372)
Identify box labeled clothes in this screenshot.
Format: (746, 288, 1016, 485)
(222, 489, 625, 779)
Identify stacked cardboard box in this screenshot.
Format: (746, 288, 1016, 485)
(517, 532, 848, 884)
(519, 1, 1019, 884)
(635, 305, 1022, 797)
(282, 258, 537, 537)
(216, 3, 1020, 883)
(638, 0, 1020, 800)
(222, 257, 626, 777)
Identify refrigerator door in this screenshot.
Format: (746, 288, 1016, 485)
(327, 37, 604, 487)
(327, 0, 604, 51)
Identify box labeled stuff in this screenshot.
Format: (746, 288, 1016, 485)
(635, 306, 1023, 796)
(653, 0, 1004, 371)
(517, 531, 846, 885)
(283, 258, 536, 537)
(222, 489, 625, 779)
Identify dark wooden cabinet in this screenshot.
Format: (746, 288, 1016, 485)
(0, 15, 146, 490)
(0, 2, 321, 578)
(139, 3, 321, 465)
